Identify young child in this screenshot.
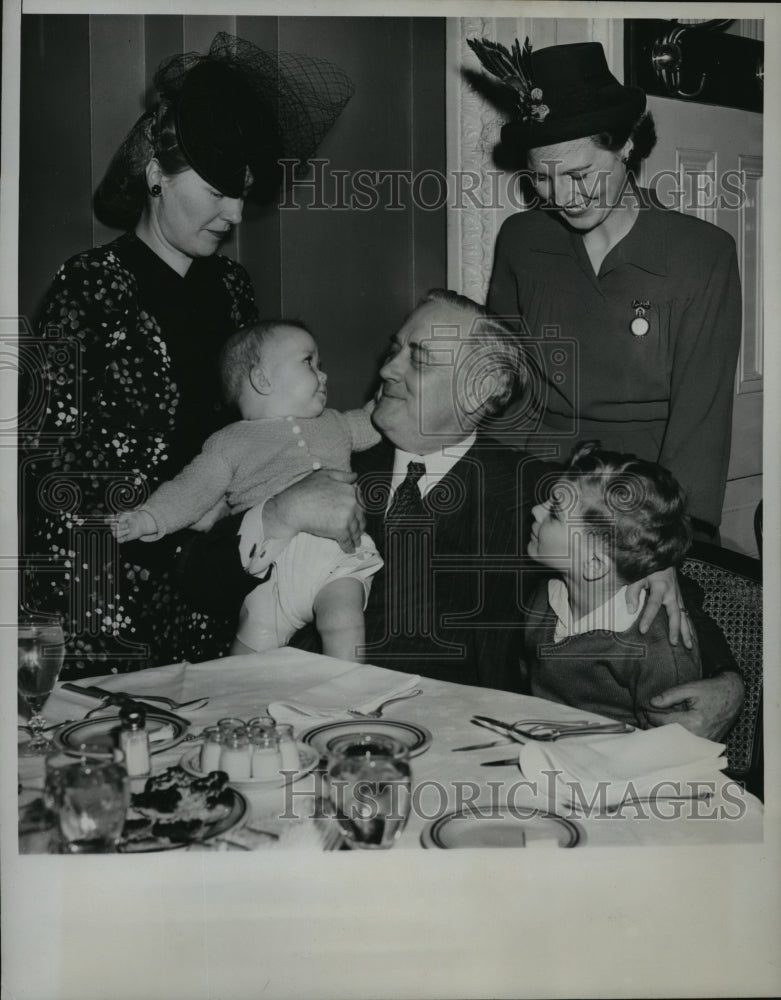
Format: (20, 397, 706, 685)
(524, 442, 702, 727)
(112, 321, 383, 662)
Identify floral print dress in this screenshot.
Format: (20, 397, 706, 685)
(20, 233, 259, 678)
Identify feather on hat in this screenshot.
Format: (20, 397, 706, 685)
(467, 38, 645, 151)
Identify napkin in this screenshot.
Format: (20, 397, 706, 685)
(518, 723, 728, 813)
(45, 662, 189, 720)
(268, 665, 420, 727)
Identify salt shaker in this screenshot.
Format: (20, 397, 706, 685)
(219, 730, 251, 781)
(274, 724, 301, 772)
(200, 727, 223, 774)
(118, 706, 151, 778)
(217, 717, 245, 735)
(250, 731, 282, 781)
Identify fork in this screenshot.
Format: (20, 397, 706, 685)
(455, 718, 632, 751)
(347, 688, 423, 719)
(513, 721, 633, 740)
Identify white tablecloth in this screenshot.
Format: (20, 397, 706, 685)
(19, 648, 763, 849)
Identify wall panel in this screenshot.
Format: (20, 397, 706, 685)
(278, 16, 417, 406)
(19, 14, 447, 411)
(19, 15, 93, 327)
(90, 16, 146, 249)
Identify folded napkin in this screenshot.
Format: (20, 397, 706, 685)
(42, 662, 189, 725)
(268, 665, 420, 728)
(518, 724, 728, 813)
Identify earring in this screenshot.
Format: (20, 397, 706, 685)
(149, 184, 162, 197)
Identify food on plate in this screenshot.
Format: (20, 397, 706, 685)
(120, 765, 234, 848)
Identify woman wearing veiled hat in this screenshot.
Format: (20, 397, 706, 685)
(20, 33, 353, 678)
(469, 39, 741, 542)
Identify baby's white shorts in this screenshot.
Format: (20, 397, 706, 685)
(235, 531, 382, 652)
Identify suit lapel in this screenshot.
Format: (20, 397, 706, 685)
(354, 440, 395, 545)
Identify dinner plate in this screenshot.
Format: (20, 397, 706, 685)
(179, 743, 320, 789)
(300, 719, 432, 758)
(421, 807, 581, 849)
(54, 711, 188, 758)
(119, 787, 248, 853)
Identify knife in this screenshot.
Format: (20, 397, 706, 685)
(451, 739, 508, 752)
(471, 716, 528, 745)
(481, 758, 519, 767)
(61, 683, 189, 728)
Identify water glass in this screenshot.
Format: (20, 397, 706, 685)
(18, 614, 66, 756)
(49, 757, 129, 853)
(327, 734, 411, 849)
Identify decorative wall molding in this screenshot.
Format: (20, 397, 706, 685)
(675, 147, 718, 224)
(447, 17, 503, 301)
(447, 18, 623, 299)
(737, 153, 763, 393)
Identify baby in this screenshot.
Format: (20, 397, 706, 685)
(524, 442, 703, 727)
(112, 321, 382, 662)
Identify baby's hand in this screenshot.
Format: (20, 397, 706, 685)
(108, 509, 157, 543)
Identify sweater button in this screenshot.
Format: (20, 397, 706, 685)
(292, 425, 301, 434)
(297, 439, 305, 447)
(312, 461, 322, 470)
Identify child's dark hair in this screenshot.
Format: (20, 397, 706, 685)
(561, 441, 692, 581)
(219, 320, 312, 407)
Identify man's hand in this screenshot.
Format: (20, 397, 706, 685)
(641, 673, 745, 740)
(625, 566, 694, 648)
(262, 469, 365, 553)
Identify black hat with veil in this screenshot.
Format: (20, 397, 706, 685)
(95, 32, 355, 228)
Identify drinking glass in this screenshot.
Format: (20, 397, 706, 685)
(18, 614, 66, 756)
(48, 757, 129, 853)
(327, 734, 411, 849)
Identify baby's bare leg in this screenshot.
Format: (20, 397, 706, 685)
(313, 577, 366, 662)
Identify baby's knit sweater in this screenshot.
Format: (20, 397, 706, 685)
(139, 405, 379, 539)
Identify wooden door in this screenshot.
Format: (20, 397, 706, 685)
(640, 96, 763, 556)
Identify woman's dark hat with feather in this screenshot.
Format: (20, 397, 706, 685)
(467, 38, 646, 151)
(96, 32, 354, 226)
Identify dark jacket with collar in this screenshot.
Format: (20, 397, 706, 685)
(177, 435, 548, 690)
(176, 437, 737, 690)
(352, 437, 548, 690)
(487, 190, 741, 530)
